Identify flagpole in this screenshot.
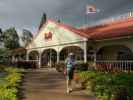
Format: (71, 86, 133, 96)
(85, 4, 100, 27)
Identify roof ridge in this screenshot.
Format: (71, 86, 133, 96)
(48, 19, 89, 38)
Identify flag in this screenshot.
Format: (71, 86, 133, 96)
(86, 5, 100, 14)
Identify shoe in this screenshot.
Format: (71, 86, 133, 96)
(66, 89, 70, 94)
(69, 88, 73, 92)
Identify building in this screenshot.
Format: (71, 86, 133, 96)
(25, 16, 133, 70)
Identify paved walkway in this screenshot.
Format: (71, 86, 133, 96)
(21, 68, 95, 100)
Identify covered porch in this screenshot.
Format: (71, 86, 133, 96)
(95, 43, 133, 72)
(26, 41, 87, 68)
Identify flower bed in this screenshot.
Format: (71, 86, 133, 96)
(79, 71, 133, 100)
(0, 65, 24, 100)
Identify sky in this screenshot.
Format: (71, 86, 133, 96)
(0, 0, 133, 34)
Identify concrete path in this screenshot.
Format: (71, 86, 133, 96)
(21, 68, 95, 100)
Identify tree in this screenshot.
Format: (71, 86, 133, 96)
(21, 29, 33, 46)
(39, 13, 47, 29)
(0, 28, 3, 46)
(0, 28, 2, 39)
(3, 27, 20, 49)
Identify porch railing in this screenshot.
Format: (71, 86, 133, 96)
(95, 60, 133, 72)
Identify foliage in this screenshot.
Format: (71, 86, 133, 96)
(39, 13, 47, 29)
(3, 27, 20, 49)
(0, 28, 3, 42)
(0, 27, 23, 64)
(0, 88, 17, 100)
(79, 71, 133, 100)
(0, 48, 12, 64)
(75, 62, 88, 71)
(0, 66, 24, 100)
(55, 62, 89, 72)
(0, 65, 5, 72)
(21, 29, 33, 46)
(17, 61, 38, 69)
(55, 62, 65, 72)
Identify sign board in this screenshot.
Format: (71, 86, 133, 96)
(44, 32, 52, 40)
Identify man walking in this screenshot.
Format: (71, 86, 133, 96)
(65, 53, 76, 94)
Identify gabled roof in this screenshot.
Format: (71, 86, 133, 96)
(25, 19, 88, 49)
(26, 17, 133, 48)
(80, 17, 133, 40)
(48, 19, 89, 38)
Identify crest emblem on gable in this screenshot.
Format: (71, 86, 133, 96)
(44, 32, 52, 40)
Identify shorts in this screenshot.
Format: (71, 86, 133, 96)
(66, 68, 74, 80)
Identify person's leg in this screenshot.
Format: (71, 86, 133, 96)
(67, 79, 72, 93)
(66, 69, 73, 93)
(69, 69, 74, 91)
(66, 69, 74, 94)
(66, 79, 69, 91)
(66, 69, 69, 93)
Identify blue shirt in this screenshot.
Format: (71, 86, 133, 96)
(65, 57, 76, 69)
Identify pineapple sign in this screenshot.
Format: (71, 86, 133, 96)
(44, 31, 52, 40)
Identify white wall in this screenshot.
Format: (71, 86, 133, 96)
(26, 20, 87, 53)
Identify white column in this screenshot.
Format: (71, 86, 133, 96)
(11, 55, 15, 63)
(26, 51, 29, 61)
(49, 49, 52, 67)
(94, 51, 97, 62)
(38, 52, 41, 68)
(57, 52, 60, 63)
(84, 41, 87, 63)
(93, 49, 97, 68)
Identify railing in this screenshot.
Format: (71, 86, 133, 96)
(95, 60, 133, 72)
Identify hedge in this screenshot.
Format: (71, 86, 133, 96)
(0, 66, 24, 100)
(79, 71, 133, 100)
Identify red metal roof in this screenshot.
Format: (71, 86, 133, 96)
(12, 48, 26, 55)
(48, 19, 89, 38)
(49, 18, 133, 40)
(27, 18, 133, 48)
(80, 17, 133, 40)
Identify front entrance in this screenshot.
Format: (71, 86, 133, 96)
(41, 49, 57, 67)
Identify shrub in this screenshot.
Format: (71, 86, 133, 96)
(0, 65, 5, 72)
(79, 71, 133, 100)
(0, 88, 17, 100)
(0, 66, 24, 100)
(5, 73, 22, 87)
(55, 62, 89, 72)
(4, 67, 24, 74)
(16, 61, 38, 69)
(79, 71, 97, 90)
(55, 62, 65, 72)
(75, 62, 88, 71)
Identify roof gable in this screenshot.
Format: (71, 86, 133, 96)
(26, 19, 87, 49)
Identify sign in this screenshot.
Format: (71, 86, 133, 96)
(86, 4, 100, 14)
(44, 32, 52, 40)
